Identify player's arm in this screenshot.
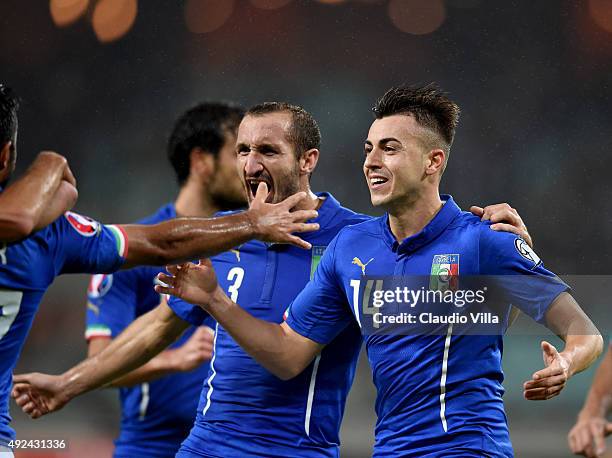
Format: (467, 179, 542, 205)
(88, 322, 213, 388)
(12, 301, 190, 418)
(118, 183, 318, 269)
(157, 260, 329, 380)
(568, 344, 612, 457)
(0, 151, 77, 241)
(521, 293, 603, 401)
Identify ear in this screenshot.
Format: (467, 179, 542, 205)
(424, 148, 445, 177)
(299, 148, 319, 176)
(189, 147, 216, 182)
(0, 142, 11, 171)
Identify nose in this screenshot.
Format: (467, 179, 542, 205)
(364, 148, 383, 171)
(243, 153, 264, 176)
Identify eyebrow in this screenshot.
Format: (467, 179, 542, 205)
(364, 137, 401, 146)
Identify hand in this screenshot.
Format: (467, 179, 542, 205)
(247, 183, 319, 249)
(169, 326, 215, 371)
(12, 373, 70, 419)
(155, 259, 220, 309)
(523, 341, 571, 400)
(568, 414, 612, 457)
(470, 202, 533, 248)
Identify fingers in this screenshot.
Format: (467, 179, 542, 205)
(489, 223, 526, 239)
(606, 422, 612, 436)
(523, 382, 565, 400)
(469, 205, 484, 217)
(157, 272, 176, 287)
(290, 222, 320, 234)
(252, 182, 269, 204)
(154, 284, 173, 296)
(590, 422, 606, 456)
(541, 340, 558, 356)
(13, 373, 36, 385)
(198, 259, 213, 269)
(524, 373, 567, 389)
(278, 191, 308, 210)
(479, 203, 514, 221)
(285, 235, 312, 250)
(531, 363, 564, 381)
(289, 210, 319, 223)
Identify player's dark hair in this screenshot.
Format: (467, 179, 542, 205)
(0, 84, 20, 147)
(246, 102, 321, 157)
(373, 83, 460, 153)
(168, 102, 245, 186)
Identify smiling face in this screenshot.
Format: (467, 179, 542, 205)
(235, 112, 302, 204)
(364, 114, 445, 211)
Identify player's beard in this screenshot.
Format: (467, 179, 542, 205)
(269, 163, 301, 204)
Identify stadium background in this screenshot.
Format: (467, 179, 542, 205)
(1, 0, 611, 456)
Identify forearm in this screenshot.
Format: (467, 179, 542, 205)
(122, 212, 256, 268)
(561, 334, 604, 378)
(204, 289, 315, 380)
(34, 181, 78, 230)
(0, 153, 69, 240)
(579, 346, 612, 418)
(62, 309, 185, 399)
(108, 349, 182, 387)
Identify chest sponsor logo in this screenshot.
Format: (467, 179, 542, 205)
(430, 254, 459, 291)
(352, 257, 374, 275)
(65, 212, 100, 237)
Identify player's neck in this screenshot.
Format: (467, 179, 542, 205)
(174, 181, 219, 218)
(387, 189, 443, 242)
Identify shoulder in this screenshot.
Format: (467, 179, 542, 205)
(331, 215, 383, 248)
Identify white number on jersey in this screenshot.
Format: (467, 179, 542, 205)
(0, 243, 7, 265)
(0, 289, 23, 340)
(227, 267, 245, 302)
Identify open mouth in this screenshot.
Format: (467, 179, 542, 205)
(369, 175, 389, 190)
(246, 178, 274, 201)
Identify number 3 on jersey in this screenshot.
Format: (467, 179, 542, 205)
(227, 267, 245, 302)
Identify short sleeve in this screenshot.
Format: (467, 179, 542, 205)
(84, 269, 138, 340)
(479, 225, 570, 324)
(167, 295, 209, 327)
(53, 212, 126, 275)
(285, 233, 353, 345)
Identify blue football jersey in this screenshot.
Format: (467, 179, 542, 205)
(286, 195, 569, 458)
(85, 203, 214, 458)
(168, 193, 370, 458)
(0, 210, 126, 444)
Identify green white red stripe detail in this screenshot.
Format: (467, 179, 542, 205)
(107, 225, 128, 258)
(85, 324, 112, 340)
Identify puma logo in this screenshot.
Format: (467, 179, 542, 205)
(352, 257, 374, 275)
(230, 249, 240, 262)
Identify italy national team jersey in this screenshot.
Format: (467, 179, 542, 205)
(286, 195, 569, 458)
(85, 204, 213, 458)
(0, 209, 126, 444)
(168, 193, 369, 458)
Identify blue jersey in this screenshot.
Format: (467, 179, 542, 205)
(168, 193, 369, 458)
(85, 204, 213, 458)
(286, 196, 569, 458)
(0, 211, 126, 444)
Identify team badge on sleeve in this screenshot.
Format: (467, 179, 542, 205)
(514, 238, 542, 269)
(65, 212, 101, 237)
(88, 274, 113, 299)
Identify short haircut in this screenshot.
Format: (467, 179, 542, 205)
(373, 83, 460, 154)
(246, 102, 321, 157)
(0, 84, 20, 146)
(168, 102, 245, 185)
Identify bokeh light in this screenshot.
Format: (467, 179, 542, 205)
(388, 0, 446, 35)
(250, 0, 292, 10)
(92, 0, 138, 43)
(589, 0, 612, 34)
(49, 0, 89, 27)
(185, 0, 235, 34)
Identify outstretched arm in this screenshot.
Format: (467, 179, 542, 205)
(568, 344, 612, 457)
(156, 261, 323, 380)
(522, 293, 603, 401)
(0, 151, 77, 241)
(88, 323, 214, 388)
(119, 183, 319, 269)
(13, 301, 189, 418)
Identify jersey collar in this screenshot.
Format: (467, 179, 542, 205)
(380, 194, 461, 254)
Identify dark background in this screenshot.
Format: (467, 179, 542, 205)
(1, 1, 610, 456)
